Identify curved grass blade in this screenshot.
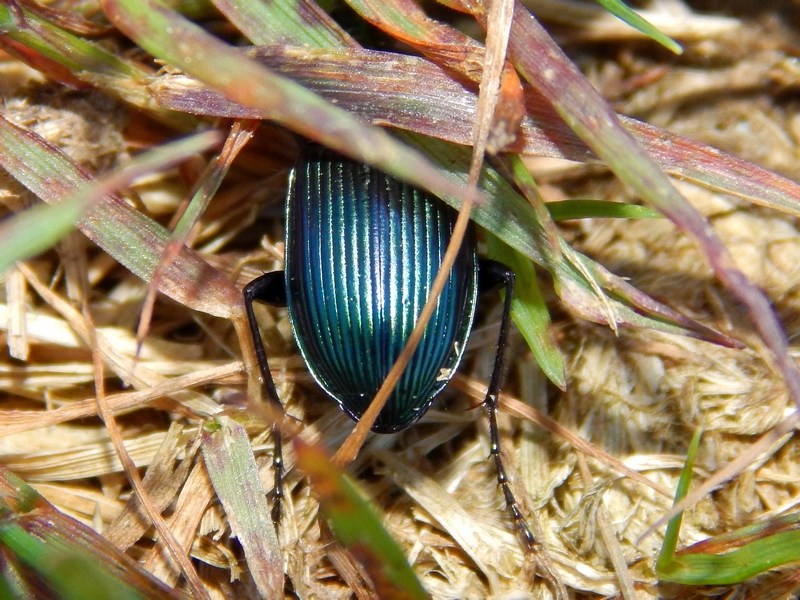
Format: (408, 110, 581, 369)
(201, 417, 282, 598)
(487, 234, 566, 389)
(657, 432, 800, 585)
(0, 114, 238, 318)
(594, 0, 682, 54)
(0, 467, 181, 599)
(294, 438, 427, 600)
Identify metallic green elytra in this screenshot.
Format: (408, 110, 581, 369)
(284, 146, 478, 432)
(243, 145, 535, 548)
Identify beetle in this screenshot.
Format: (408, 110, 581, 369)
(244, 145, 534, 548)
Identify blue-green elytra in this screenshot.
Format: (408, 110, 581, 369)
(244, 145, 535, 549)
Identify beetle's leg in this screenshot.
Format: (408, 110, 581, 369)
(243, 271, 287, 526)
(478, 259, 537, 551)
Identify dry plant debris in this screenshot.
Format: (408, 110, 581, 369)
(2, 1, 800, 599)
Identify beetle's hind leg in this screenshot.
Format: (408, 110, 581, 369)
(478, 259, 537, 551)
(243, 271, 288, 526)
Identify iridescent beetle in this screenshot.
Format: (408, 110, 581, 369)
(244, 145, 534, 547)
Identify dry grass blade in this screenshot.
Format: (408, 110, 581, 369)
(202, 417, 282, 597)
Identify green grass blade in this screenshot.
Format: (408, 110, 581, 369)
(547, 199, 661, 221)
(594, 0, 682, 54)
(294, 439, 427, 599)
(657, 431, 800, 585)
(0, 130, 220, 274)
(487, 235, 566, 389)
(657, 429, 702, 577)
(0, 468, 180, 599)
(0, 522, 145, 600)
(659, 529, 800, 585)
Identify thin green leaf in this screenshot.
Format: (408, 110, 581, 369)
(0, 114, 239, 318)
(0, 130, 221, 274)
(594, 0, 682, 54)
(656, 429, 702, 579)
(547, 199, 661, 221)
(294, 439, 427, 600)
(661, 527, 800, 585)
(657, 432, 800, 585)
(487, 235, 566, 389)
(0, 467, 180, 599)
(0, 522, 145, 600)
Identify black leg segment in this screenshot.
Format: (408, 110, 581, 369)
(478, 259, 537, 550)
(243, 270, 288, 526)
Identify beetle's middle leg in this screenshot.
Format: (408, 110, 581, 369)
(478, 259, 537, 551)
(244, 271, 287, 526)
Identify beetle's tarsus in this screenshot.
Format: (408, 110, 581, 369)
(270, 426, 283, 527)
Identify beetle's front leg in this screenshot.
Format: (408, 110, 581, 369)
(478, 259, 537, 551)
(243, 271, 287, 526)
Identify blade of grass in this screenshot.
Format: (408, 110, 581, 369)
(662, 527, 800, 585)
(625, 117, 800, 217)
(487, 234, 566, 389)
(657, 431, 800, 585)
(656, 429, 702, 580)
(0, 129, 220, 274)
(202, 417, 282, 598)
(0, 520, 146, 600)
(102, 0, 484, 214)
(0, 114, 239, 318)
(345, 0, 500, 89)
(546, 199, 661, 221)
(593, 0, 682, 54)
(562, 246, 739, 347)
(0, 1, 141, 76)
(0, 467, 182, 599)
(642, 412, 800, 543)
(294, 439, 427, 600)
